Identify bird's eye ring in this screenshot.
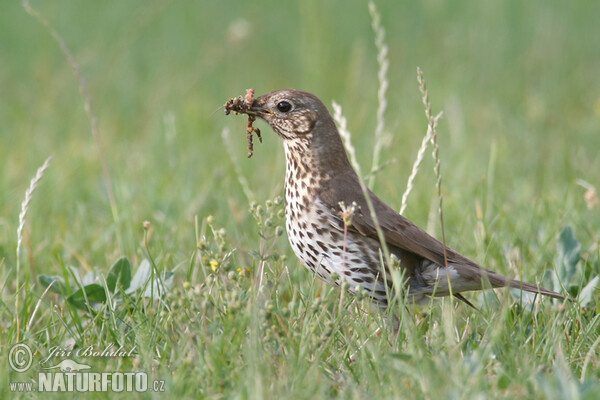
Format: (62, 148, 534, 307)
(277, 101, 292, 113)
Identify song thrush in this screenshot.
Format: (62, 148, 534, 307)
(228, 89, 564, 308)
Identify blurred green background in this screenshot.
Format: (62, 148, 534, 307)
(1, 0, 598, 275)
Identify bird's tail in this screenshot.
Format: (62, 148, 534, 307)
(485, 269, 565, 300)
(454, 263, 566, 300)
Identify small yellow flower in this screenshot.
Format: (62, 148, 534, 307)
(209, 259, 219, 271)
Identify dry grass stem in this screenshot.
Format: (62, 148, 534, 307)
(400, 116, 440, 215)
(22, 1, 119, 227)
(27, 280, 55, 332)
(333, 101, 393, 272)
(16, 157, 52, 271)
(338, 201, 359, 270)
(15, 155, 51, 341)
(416, 67, 452, 294)
(367, 1, 390, 188)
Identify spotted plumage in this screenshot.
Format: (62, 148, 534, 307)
(281, 133, 391, 303)
(238, 89, 565, 308)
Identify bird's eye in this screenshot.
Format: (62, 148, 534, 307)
(277, 101, 292, 113)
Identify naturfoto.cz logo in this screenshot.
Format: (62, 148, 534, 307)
(9, 343, 165, 393)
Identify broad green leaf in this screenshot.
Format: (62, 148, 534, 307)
(106, 257, 132, 292)
(67, 284, 106, 309)
(145, 271, 174, 298)
(124, 259, 174, 299)
(578, 276, 599, 307)
(554, 226, 581, 290)
(126, 259, 152, 293)
(141, 271, 174, 299)
(81, 271, 99, 286)
(38, 275, 67, 295)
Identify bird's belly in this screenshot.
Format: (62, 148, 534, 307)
(285, 200, 389, 303)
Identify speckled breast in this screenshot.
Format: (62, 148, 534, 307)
(282, 141, 389, 305)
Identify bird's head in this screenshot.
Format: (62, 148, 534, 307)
(248, 89, 330, 141)
(228, 89, 351, 173)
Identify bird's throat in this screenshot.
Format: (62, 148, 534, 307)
(282, 138, 324, 223)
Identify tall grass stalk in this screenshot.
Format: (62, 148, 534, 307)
(416, 67, 452, 294)
(22, 0, 120, 245)
(26, 280, 55, 332)
(401, 70, 443, 216)
(15, 156, 51, 342)
(367, 1, 389, 189)
(332, 102, 393, 276)
(399, 124, 433, 215)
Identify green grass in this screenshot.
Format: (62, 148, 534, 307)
(1, 0, 599, 398)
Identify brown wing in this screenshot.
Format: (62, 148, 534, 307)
(317, 170, 565, 299)
(317, 170, 474, 268)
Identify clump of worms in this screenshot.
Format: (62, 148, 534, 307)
(224, 88, 262, 158)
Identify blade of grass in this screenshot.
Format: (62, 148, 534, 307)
(14, 156, 51, 342)
(22, 0, 121, 249)
(367, 1, 390, 188)
(416, 67, 451, 296)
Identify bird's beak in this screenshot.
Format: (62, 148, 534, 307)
(246, 106, 261, 116)
(246, 94, 273, 119)
(247, 104, 270, 118)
